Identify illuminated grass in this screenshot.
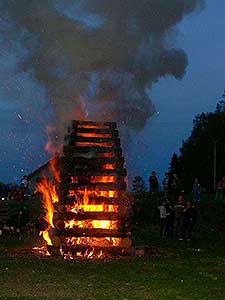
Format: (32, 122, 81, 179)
(0, 248, 224, 300)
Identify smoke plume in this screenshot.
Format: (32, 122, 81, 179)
(1, 0, 204, 142)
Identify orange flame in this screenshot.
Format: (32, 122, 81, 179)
(75, 142, 113, 147)
(36, 178, 56, 228)
(65, 237, 121, 247)
(36, 122, 128, 259)
(76, 133, 112, 138)
(64, 187, 120, 251)
(102, 164, 115, 169)
(49, 157, 60, 184)
(90, 176, 115, 183)
(40, 230, 52, 246)
(65, 220, 118, 230)
(97, 152, 114, 158)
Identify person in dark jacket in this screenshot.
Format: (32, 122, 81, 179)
(180, 201, 197, 241)
(165, 199, 175, 238)
(148, 171, 159, 193)
(171, 173, 180, 202)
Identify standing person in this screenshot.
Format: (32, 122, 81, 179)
(162, 172, 171, 196)
(158, 201, 168, 238)
(21, 175, 31, 198)
(16, 209, 27, 240)
(21, 175, 28, 188)
(171, 174, 180, 202)
(180, 201, 197, 241)
(192, 178, 202, 203)
(174, 195, 185, 238)
(215, 179, 223, 202)
(222, 177, 225, 202)
(148, 171, 159, 193)
(165, 199, 175, 238)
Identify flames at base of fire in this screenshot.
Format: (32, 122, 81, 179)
(36, 180, 125, 258)
(35, 122, 130, 259)
(65, 237, 121, 247)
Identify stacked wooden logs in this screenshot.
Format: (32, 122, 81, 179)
(49, 120, 132, 257)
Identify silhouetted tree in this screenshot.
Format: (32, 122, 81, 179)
(170, 98, 225, 192)
(132, 176, 146, 192)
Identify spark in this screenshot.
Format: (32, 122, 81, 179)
(17, 113, 23, 120)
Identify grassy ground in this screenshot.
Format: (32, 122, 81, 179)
(0, 235, 225, 300)
(1, 193, 225, 300)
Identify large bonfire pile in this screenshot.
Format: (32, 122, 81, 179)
(36, 120, 132, 259)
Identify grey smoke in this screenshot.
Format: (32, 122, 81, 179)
(1, 0, 204, 135)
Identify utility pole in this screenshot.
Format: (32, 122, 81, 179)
(213, 141, 217, 191)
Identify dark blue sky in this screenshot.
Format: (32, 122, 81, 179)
(129, 0, 225, 185)
(0, 0, 224, 185)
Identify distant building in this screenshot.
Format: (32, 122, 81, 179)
(27, 160, 54, 192)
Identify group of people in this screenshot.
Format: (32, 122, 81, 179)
(149, 171, 181, 193)
(149, 171, 182, 201)
(149, 171, 203, 203)
(148, 170, 198, 241)
(0, 176, 31, 238)
(158, 195, 197, 241)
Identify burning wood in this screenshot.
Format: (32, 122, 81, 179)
(36, 120, 132, 259)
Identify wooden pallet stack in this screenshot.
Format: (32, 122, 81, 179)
(50, 120, 132, 257)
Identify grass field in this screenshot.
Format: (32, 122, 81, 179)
(0, 242, 225, 300)
(1, 193, 225, 300)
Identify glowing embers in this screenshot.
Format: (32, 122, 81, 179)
(67, 188, 118, 213)
(97, 152, 114, 158)
(65, 236, 121, 247)
(91, 176, 116, 183)
(68, 190, 118, 198)
(71, 175, 116, 184)
(68, 203, 118, 213)
(65, 220, 119, 230)
(77, 124, 109, 129)
(76, 132, 112, 139)
(71, 176, 78, 183)
(99, 191, 118, 198)
(102, 163, 115, 170)
(61, 236, 122, 259)
(75, 141, 113, 147)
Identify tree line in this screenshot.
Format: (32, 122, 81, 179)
(170, 95, 225, 192)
